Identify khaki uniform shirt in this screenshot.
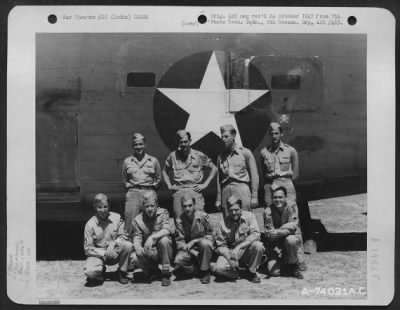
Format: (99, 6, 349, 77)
(260, 142, 298, 181)
(131, 208, 173, 248)
(175, 211, 214, 250)
(215, 211, 260, 256)
(217, 144, 259, 199)
(263, 200, 302, 239)
(84, 211, 127, 257)
(164, 149, 212, 187)
(122, 153, 161, 189)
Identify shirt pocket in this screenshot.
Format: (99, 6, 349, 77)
(127, 165, 138, 175)
(231, 157, 246, 175)
(264, 157, 274, 171)
(237, 223, 250, 240)
(279, 156, 291, 171)
(173, 167, 185, 178)
(143, 162, 155, 175)
(188, 162, 201, 172)
(192, 222, 205, 238)
(110, 226, 119, 239)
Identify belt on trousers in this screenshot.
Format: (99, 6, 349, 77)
(129, 185, 155, 190)
(221, 180, 249, 187)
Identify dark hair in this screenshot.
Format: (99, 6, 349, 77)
(181, 195, 196, 205)
(271, 186, 287, 197)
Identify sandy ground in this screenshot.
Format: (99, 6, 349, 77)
(36, 194, 367, 301)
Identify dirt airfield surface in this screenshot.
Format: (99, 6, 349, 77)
(36, 194, 367, 301)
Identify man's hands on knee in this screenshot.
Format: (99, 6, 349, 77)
(105, 242, 118, 260)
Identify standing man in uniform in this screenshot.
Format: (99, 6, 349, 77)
(260, 122, 298, 206)
(84, 193, 133, 286)
(174, 194, 215, 284)
(122, 133, 161, 235)
(263, 185, 304, 279)
(260, 122, 306, 270)
(130, 191, 174, 286)
(162, 130, 217, 218)
(213, 195, 264, 283)
(215, 124, 259, 219)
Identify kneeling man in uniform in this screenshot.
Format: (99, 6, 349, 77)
(84, 193, 133, 286)
(213, 195, 264, 283)
(263, 185, 304, 279)
(174, 194, 215, 284)
(130, 191, 174, 286)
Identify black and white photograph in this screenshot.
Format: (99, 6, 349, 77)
(6, 6, 395, 305)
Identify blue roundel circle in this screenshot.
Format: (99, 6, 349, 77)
(153, 50, 271, 161)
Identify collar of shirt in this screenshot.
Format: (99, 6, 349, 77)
(143, 207, 164, 220)
(181, 210, 202, 225)
(270, 201, 290, 216)
(223, 143, 242, 156)
(176, 148, 196, 163)
(225, 213, 247, 227)
(94, 213, 113, 225)
(130, 153, 150, 165)
(267, 142, 285, 153)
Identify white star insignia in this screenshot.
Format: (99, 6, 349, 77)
(157, 52, 269, 145)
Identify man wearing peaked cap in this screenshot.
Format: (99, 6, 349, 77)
(213, 194, 264, 283)
(215, 124, 259, 219)
(122, 133, 161, 235)
(162, 129, 217, 218)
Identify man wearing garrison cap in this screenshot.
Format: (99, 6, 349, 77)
(263, 185, 304, 279)
(215, 124, 259, 219)
(130, 191, 174, 286)
(174, 193, 215, 284)
(260, 122, 306, 271)
(260, 122, 299, 206)
(162, 129, 217, 218)
(122, 133, 161, 235)
(213, 195, 264, 283)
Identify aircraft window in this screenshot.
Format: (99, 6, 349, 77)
(127, 72, 155, 87)
(271, 75, 301, 89)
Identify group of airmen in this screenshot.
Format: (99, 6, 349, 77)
(83, 122, 306, 287)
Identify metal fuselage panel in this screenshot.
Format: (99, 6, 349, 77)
(36, 33, 366, 216)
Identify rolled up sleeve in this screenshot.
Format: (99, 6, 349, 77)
(203, 214, 215, 244)
(132, 220, 143, 249)
(160, 209, 174, 235)
(84, 224, 106, 258)
(244, 149, 259, 199)
(245, 213, 260, 243)
(174, 219, 186, 251)
(215, 223, 230, 256)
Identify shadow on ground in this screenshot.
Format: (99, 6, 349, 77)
(297, 197, 367, 252)
(37, 209, 366, 261)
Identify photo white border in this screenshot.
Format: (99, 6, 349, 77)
(7, 6, 395, 305)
